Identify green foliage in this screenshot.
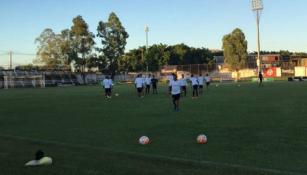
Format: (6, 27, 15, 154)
(35, 29, 67, 68)
(97, 12, 129, 75)
(222, 28, 248, 71)
(120, 44, 214, 72)
(70, 15, 95, 72)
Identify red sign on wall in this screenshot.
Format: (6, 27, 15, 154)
(264, 67, 277, 77)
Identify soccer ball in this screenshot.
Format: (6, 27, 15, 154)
(216, 84, 219, 87)
(197, 134, 207, 144)
(139, 136, 150, 145)
(115, 93, 119, 96)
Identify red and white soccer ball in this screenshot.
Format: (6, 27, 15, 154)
(139, 136, 150, 145)
(197, 134, 207, 144)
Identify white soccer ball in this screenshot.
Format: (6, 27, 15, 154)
(197, 134, 207, 144)
(139, 136, 150, 145)
(115, 93, 119, 96)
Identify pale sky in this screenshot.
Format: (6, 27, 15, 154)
(0, 0, 306, 67)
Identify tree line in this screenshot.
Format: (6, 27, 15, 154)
(34, 12, 307, 74)
(34, 12, 222, 74)
(35, 12, 128, 76)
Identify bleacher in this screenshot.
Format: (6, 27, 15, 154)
(0, 70, 82, 89)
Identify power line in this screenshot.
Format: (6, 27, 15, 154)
(0, 50, 36, 55)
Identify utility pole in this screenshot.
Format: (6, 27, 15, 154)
(9, 51, 12, 69)
(252, 0, 264, 72)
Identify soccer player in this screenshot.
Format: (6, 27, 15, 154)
(135, 74, 144, 98)
(204, 73, 211, 90)
(259, 71, 263, 87)
(180, 74, 187, 97)
(145, 74, 152, 94)
(190, 74, 199, 98)
(101, 76, 113, 99)
(151, 75, 158, 94)
(170, 74, 181, 111)
(198, 74, 204, 95)
(167, 73, 174, 95)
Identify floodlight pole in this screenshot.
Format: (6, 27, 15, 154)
(256, 10, 261, 72)
(252, 0, 263, 72)
(145, 26, 149, 72)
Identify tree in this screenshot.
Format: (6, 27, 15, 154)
(222, 28, 248, 71)
(97, 12, 129, 76)
(70, 16, 95, 72)
(146, 44, 170, 71)
(35, 28, 65, 68)
(118, 47, 144, 72)
(168, 44, 190, 65)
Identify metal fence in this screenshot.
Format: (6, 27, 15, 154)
(1, 59, 306, 89)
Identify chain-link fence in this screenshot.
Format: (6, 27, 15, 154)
(1, 59, 307, 89)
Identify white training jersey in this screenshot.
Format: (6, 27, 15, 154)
(205, 76, 211, 82)
(135, 78, 144, 88)
(190, 77, 199, 86)
(180, 78, 187, 86)
(102, 79, 113, 89)
(171, 80, 181, 95)
(145, 77, 152, 85)
(167, 75, 174, 86)
(198, 76, 204, 85)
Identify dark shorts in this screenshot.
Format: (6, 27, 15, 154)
(199, 85, 203, 89)
(259, 78, 263, 82)
(152, 84, 157, 89)
(206, 82, 210, 86)
(181, 86, 186, 91)
(137, 87, 143, 93)
(193, 85, 198, 90)
(146, 85, 150, 89)
(169, 86, 172, 92)
(105, 88, 111, 93)
(172, 93, 180, 100)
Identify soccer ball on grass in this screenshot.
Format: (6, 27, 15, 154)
(139, 136, 150, 145)
(197, 134, 207, 144)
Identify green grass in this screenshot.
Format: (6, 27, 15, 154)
(0, 82, 307, 175)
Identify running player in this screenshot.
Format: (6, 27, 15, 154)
(259, 71, 263, 87)
(190, 74, 199, 98)
(198, 74, 204, 95)
(145, 74, 152, 94)
(170, 74, 181, 111)
(151, 75, 158, 94)
(101, 76, 113, 99)
(135, 74, 144, 98)
(180, 74, 187, 97)
(204, 73, 211, 90)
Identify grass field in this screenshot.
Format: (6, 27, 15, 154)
(0, 82, 307, 175)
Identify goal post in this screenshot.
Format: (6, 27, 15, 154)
(3, 75, 45, 89)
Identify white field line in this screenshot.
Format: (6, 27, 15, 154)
(0, 133, 305, 175)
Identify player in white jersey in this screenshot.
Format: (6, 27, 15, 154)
(145, 74, 152, 94)
(204, 73, 211, 90)
(135, 74, 144, 98)
(190, 74, 199, 98)
(198, 74, 204, 95)
(167, 73, 174, 95)
(180, 74, 187, 97)
(170, 74, 181, 111)
(101, 76, 113, 99)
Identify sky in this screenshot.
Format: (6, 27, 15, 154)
(0, 0, 307, 66)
